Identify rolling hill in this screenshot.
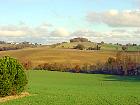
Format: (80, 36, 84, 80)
(0, 47, 116, 67)
(49, 41, 140, 51)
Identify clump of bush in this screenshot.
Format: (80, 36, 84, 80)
(0, 56, 28, 97)
(35, 63, 72, 72)
(74, 44, 85, 50)
(70, 37, 89, 42)
(20, 58, 32, 70)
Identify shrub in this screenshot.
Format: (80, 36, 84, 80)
(74, 65, 81, 73)
(74, 44, 85, 50)
(0, 56, 28, 97)
(96, 45, 101, 50)
(70, 37, 89, 42)
(122, 45, 128, 51)
(87, 47, 96, 50)
(20, 59, 32, 70)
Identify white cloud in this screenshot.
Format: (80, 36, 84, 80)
(50, 28, 70, 37)
(70, 28, 140, 44)
(71, 29, 107, 38)
(87, 9, 140, 27)
(0, 21, 139, 44)
(0, 22, 52, 37)
(0, 30, 26, 37)
(109, 9, 119, 16)
(0, 22, 70, 38)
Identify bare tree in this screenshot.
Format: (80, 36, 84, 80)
(122, 46, 128, 75)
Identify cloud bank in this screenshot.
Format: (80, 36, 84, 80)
(0, 23, 69, 38)
(87, 9, 140, 27)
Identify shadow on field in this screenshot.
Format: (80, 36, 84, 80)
(103, 75, 140, 82)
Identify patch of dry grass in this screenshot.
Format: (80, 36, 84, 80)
(0, 47, 139, 67)
(0, 47, 116, 67)
(0, 92, 30, 103)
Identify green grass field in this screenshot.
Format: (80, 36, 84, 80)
(1, 71, 140, 105)
(101, 44, 140, 51)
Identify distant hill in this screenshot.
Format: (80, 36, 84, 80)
(48, 37, 140, 51)
(51, 42, 97, 49)
(49, 37, 98, 49)
(0, 38, 139, 52)
(0, 42, 41, 51)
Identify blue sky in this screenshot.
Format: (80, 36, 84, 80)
(0, 0, 134, 25)
(0, 0, 140, 44)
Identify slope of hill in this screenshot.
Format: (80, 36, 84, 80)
(0, 47, 116, 67)
(49, 41, 140, 51)
(53, 42, 97, 49)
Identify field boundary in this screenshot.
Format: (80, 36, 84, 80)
(0, 92, 30, 103)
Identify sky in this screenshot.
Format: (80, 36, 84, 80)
(0, 0, 140, 44)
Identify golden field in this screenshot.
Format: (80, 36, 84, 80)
(0, 47, 117, 67)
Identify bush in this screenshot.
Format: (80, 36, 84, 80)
(0, 56, 28, 97)
(20, 59, 32, 70)
(74, 44, 85, 50)
(70, 37, 89, 42)
(87, 47, 96, 50)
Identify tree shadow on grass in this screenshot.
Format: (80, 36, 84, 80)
(103, 75, 140, 82)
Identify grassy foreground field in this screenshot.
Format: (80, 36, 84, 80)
(1, 71, 140, 105)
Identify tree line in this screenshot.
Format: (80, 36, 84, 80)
(33, 51, 140, 76)
(0, 41, 41, 51)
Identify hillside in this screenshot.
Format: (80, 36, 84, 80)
(52, 42, 97, 49)
(49, 41, 140, 51)
(49, 37, 98, 49)
(0, 47, 116, 67)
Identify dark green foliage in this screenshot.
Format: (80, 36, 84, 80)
(87, 45, 101, 50)
(70, 37, 89, 42)
(122, 45, 128, 51)
(0, 56, 28, 97)
(96, 44, 101, 50)
(74, 44, 85, 50)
